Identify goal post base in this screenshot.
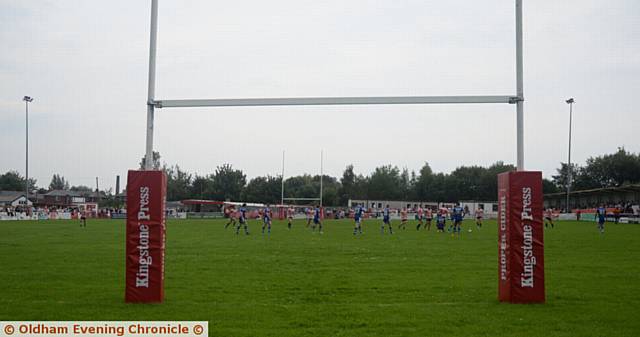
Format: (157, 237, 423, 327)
(498, 171, 545, 303)
(125, 170, 167, 303)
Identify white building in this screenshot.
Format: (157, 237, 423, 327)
(459, 201, 499, 219)
(0, 191, 32, 208)
(348, 198, 498, 219)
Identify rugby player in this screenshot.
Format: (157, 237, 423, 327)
(475, 206, 484, 229)
(262, 204, 272, 234)
(235, 203, 250, 235)
(595, 205, 607, 234)
(381, 204, 393, 234)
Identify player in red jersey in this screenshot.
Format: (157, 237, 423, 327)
(424, 207, 433, 231)
(224, 205, 237, 229)
(399, 207, 408, 230)
(416, 206, 424, 230)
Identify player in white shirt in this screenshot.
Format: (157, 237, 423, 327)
(287, 206, 295, 230)
(424, 207, 433, 231)
(416, 206, 424, 230)
(305, 207, 313, 228)
(544, 208, 555, 228)
(399, 208, 408, 230)
(224, 205, 237, 229)
(475, 207, 484, 229)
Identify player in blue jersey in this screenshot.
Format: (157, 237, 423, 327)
(381, 204, 393, 234)
(235, 203, 250, 235)
(436, 210, 446, 232)
(451, 202, 464, 237)
(353, 204, 364, 235)
(312, 205, 323, 233)
(261, 204, 272, 234)
(595, 205, 607, 234)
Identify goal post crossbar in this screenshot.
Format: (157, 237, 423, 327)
(144, 0, 525, 171)
(152, 96, 519, 108)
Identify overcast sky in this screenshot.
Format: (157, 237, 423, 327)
(1, 0, 639, 191)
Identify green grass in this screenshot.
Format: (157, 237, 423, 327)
(0, 218, 638, 337)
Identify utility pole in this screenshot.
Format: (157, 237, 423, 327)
(23, 96, 33, 212)
(565, 98, 575, 213)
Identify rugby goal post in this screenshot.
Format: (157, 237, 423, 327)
(125, 0, 544, 304)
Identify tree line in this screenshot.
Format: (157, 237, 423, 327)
(0, 172, 95, 193)
(2, 148, 638, 207)
(139, 147, 640, 204)
(141, 152, 521, 205)
(550, 147, 640, 191)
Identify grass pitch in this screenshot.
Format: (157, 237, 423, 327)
(0, 218, 638, 337)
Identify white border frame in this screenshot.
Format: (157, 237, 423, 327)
(143, 0, 525, 171)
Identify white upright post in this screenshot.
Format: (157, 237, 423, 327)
(22, 96, 33, 210)
(281, 150, 285, 206)
(25, 100, 29, 205)
(145, 0, 159, 170)
(516, 0, 524, 171)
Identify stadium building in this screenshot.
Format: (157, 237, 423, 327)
(347, 199, 498, 218)
(0, 191, 32, 208)
(544, 184, 640, 211)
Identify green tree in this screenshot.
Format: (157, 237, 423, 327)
(70, 185, 93, 192)
(319, 175, 340, 207)
(353, 174, 369, 200)
(338, 165, 356, 205)
(413, 162, 434, 201)
(281, 174, 340, 206)
(399, 168, 412, 200)
(0, 171, 36, 191)
(190, 175, 215, 199)
(478, 162, 516, 200)
(285, 175, 318, 200)
(449, 166, 485, 200)
(433, 173, 453, 201)
(582, 147, 640, 187)
(542, 178, 560, 194)
(242, 176, 281, 204)
(49, 174, 69, 190)
(211, 164, 246, 201)
(367, 165, 402, 200)
(164, 165, 192, 201)
(552, 163, 582, 191)
(552, 148, 640, 191)
(139, 151, 162, 170)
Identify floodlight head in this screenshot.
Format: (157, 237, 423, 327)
(565, 98, 574, 104)
(23, 96, 33, 102)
